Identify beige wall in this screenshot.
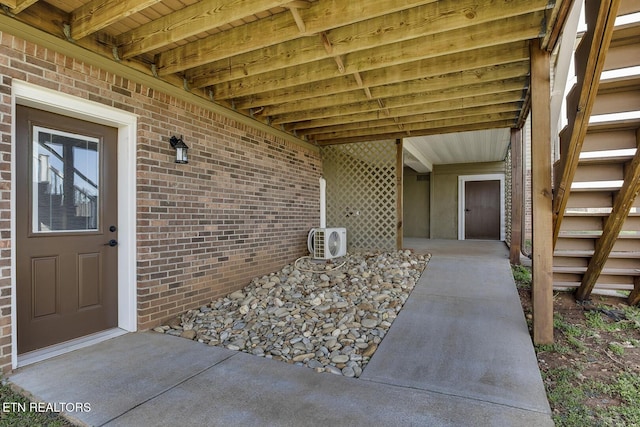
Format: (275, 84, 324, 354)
(403, 168, 430, 238)
(430, 162, 505, 239)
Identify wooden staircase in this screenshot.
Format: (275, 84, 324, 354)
(552, 0, 640, 304)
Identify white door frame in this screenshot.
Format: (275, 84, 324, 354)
(458, 173, 505, 241)
(11, 81, 137, 368)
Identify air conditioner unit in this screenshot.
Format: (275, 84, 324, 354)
(307, 227, 347, 260)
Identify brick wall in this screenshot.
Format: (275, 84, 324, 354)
(0, 32, 322, 371)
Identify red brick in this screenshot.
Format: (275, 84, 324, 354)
(0, 31, 322, 372)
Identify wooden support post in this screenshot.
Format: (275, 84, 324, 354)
(509, 128, 523, 265)
(396, 139, 404, 250)
(530, 39, 554, 345)
(629, 277, 640, 306)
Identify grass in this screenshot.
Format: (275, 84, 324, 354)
(544, 367, 640, 427)
(513, 263, 640, 427)
(511, 264, 532, 288)
(0, 382, 74, 427)
(539, 309, 640, 426)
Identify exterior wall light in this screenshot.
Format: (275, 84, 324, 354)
(169, 135, 189, 164)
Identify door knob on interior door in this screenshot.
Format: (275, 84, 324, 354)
(105, 239, 118, 247)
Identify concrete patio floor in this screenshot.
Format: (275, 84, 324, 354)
(9, 239, 553, 426)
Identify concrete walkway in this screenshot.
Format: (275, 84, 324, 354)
(9, 239, 552, 427)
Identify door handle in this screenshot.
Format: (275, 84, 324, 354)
(465, 208, 471, 212)
(105, 239, 118, 247)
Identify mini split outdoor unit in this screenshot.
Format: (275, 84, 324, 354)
(307, 227, 347, 260)
(307, 177, 347, 260)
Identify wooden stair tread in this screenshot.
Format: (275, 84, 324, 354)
(578, 154, 636, 164)
(597, 73, 640, 92)
(553, 266, 640, 275)
(610, 19, 640, 45)
(554, 250, 640, 258)
(570, 186, 622, 192)
(558, 231, 640, 239)
(552, 282, 635, 291)
(563, 211, 640, 217)
(587, 117, 640, 132)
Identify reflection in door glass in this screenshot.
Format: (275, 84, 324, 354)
(32, 126, 100, 232)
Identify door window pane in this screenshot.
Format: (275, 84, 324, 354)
(32, 126, 100, 232)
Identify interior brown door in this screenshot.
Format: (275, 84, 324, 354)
(16, 106, 118, 354)
(464, 180, 500, 240)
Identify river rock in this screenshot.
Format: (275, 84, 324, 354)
(180, 330, 197, 340)
(159, 250, 429, 378)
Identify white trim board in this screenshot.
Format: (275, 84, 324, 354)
(11, 81, 138, 369)
(458, 174, 506, 241)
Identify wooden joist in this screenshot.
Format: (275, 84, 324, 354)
(236, 42, 530, 110)
(267, 74, 528, 119)
(70, 0, 162, 41)
(4, 0, 566, 147)
(315, 120, 516, 146)
(5, 0, 37, 14)
(311, 112, 518, 143)
(211, 12, 545, 100)
(187, 0, 549, 89)
(152, 0, 439, 75)
(116, 0, 294, 59)
(289, 91, 524, 133)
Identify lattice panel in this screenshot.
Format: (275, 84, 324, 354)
(321, 141, 398, 251)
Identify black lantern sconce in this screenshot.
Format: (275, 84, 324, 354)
(169, 135, 189, 164)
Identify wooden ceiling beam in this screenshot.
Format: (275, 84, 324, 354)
(7, 1, 148, 66)
(290, 91, 524, 133)
(314, 120, 516, 145)
(116, 0, 294, 59)
(542, 0, 574, 51)
(154, 0, 438, 75)
(70, 0, 161, 40)
(270, 67, 527, 124)
(311, 112, 517, 141)
(212, 11, 544, 100)
(187, 0, 549, 88)
(6, 0, 38, 14)
(297, 103, 522, 136)
(234, 41, 530, 110)
(266, 63, 529, 119)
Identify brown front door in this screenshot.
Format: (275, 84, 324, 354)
(464, 180, 500, 240)
(16, 106, 118, 354)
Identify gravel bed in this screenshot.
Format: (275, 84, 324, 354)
(156, 250, 429, 377)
